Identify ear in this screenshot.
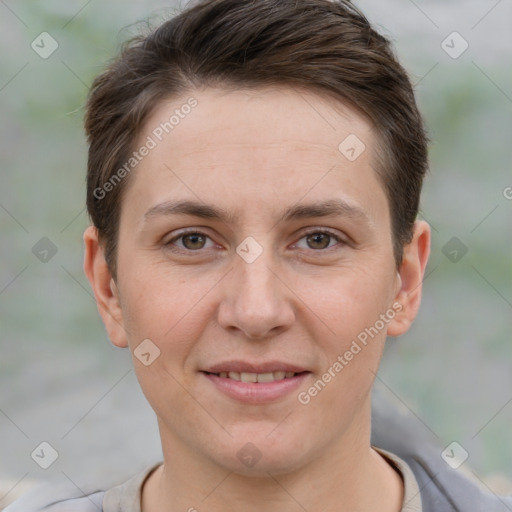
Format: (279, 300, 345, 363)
(387, 220, 431, 337)
(83, 225, 129, 348)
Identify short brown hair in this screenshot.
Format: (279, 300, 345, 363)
(85, 0, 428, 277)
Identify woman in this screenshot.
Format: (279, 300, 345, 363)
(7, 1, 511, 510)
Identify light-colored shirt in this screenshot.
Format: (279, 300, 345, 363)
(102, 447, 422, 511)
(377, 447, 423, 512)
(5, 448, 422, 511)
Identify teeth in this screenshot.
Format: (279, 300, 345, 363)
(217, 371, 297, 382)
(241, 372, 258, 383)
(256, 372, 275, 383)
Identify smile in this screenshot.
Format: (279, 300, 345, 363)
(201, 366, 311, 404)
(205, 370, 302, 382)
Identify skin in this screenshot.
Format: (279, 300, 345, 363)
(84, 86, 430, 512)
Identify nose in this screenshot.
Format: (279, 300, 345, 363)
(216, 249, 296, 340)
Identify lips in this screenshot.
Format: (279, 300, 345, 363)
(206, 370, 302, 383)
(201, 361, 311, 403)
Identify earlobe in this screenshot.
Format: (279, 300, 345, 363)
(387, 221, 431, 337)
(83, 226, 129, 348)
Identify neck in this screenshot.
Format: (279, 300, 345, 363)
(143, 398, 403, 512)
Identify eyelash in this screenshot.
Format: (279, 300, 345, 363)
(164, 228, 346, 254)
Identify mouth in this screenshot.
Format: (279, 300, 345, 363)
(200, 362, 312, 403)
(202, 370, 308, 383)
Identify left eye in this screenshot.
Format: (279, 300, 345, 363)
(170, 232, 215, 250)
(295, 231, 343, 250)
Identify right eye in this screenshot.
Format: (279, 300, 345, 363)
(165, 230, 216, 251)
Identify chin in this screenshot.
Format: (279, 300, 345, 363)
(208, 426, 314, 477)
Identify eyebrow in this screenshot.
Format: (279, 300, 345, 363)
(143, 198, 370, 226)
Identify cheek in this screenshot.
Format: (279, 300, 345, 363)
(119, 269, 211, 412)
(298, 283, 391, 417)
(297, 270, 394, 401)
(119, 263, 211, 342)
(304, 267, 395, 344)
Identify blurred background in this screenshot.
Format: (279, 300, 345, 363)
(1, 0, 511, 506)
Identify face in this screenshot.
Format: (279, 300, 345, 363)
(85, 86, 429, 476)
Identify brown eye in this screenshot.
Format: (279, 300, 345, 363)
(294, 229, 344, 252)
(164, 230, 217, 253)
(181, 233, 207, 250)
(306, 232, 332, 250)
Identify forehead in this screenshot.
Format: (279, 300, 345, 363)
(122, 86, 387, 225)
(141, 86, 373, 158)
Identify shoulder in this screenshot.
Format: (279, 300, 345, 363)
(4, 464, 161, 512)
(2, 479, 105, 512)
(371, 390, 512, 512)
